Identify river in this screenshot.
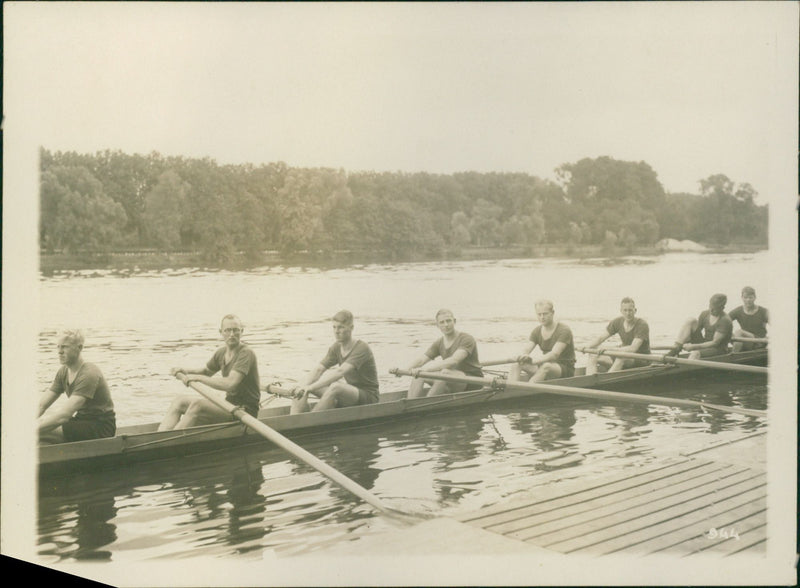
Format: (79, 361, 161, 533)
(35, 252, 770, 563)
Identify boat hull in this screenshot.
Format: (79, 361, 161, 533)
(38, 349, 767, 477)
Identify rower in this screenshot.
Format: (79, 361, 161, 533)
(38, 329, 116, 443)
(510, 299, 576, 382)
(401, 309, 483, 398)
(584, 297, 651, 375)
(729, 286, 769, 352)
(159, 314, 261, 430)
(666, 293, 733, 359)
(289, 310, 380, 413)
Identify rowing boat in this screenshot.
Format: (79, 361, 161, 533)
(38, 348, 767, 477)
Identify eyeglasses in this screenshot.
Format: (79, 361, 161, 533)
(222, 328, 242, 334)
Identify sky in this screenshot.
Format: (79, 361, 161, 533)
(4, 2, 798, 201)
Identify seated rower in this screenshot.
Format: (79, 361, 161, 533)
(585, 297, 651, 375)
(290, 310, 380, 413)
(666, 293, 733, 359)
(510, 299, 576, 382)
(159, 314, 261, 430)
(39, 330, 116, 443)
(402, 309, 483, 398)
(728, 286, 768, 352)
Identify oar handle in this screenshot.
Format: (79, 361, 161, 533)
(480, 357, 520, 367)
(264, 383, 299, 398)
(732, 336, 768, 344)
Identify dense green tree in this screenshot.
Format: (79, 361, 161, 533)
(450, 211, 471, 247)
(142, 170, 190, 250)
(696, 174, 766, 245)
(556, 157, 665, 244)
(92, 150, 165, 245)
(40, 165, 127, 252)
(468, 198, 504, 246)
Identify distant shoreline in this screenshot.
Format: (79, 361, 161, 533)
(39, 243, 767, 274)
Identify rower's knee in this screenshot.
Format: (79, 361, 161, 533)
(324, 383, 348, 402)
(290, 397, 310, 414)
(170, 395, 192, 412)
(183, 399, 210, 422)
(40, 428, 64, 444)
(534, 362, 560, 380)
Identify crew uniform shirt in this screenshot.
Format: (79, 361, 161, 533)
(530, 322, 576, 376)
(728, 305, 768, 338)
(606, 317, 651, 355)
(207, 344, 261, 416)
(321, 339, 380, 402)
(425, 332, 483, 377)
(692, 311, 733, 349)
(50, 362, 115, 418)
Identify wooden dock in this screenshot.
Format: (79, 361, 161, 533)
(457, 436, 767, 556)
(316, 431, 767, 557)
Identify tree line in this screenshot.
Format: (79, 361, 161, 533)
(39, 149, 768, 262)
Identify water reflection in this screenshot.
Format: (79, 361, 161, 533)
(38, 478, 118, 561)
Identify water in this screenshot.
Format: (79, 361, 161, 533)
(36, 252, 770, 562)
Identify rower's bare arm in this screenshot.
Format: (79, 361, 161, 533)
(626, 337, 645, 353)
(406, 354, 432, 370)
(437, 348, 469, 371)
(184, 369, 244, 392)
(306, 363, 353, 394)
(38, 389, 60, 417)
(538, 341, 567, 364)
(38, 394, 88, 432)
(687, 331, 728, 350)
(171, 366, 213, 377)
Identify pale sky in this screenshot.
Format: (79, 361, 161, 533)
(4, 2, 798, 201)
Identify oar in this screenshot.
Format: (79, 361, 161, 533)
(578, 347, 768, 375)
(181, 377, 408, 517)
(732, 336, 768, 344)
(389, 369, 767, 418)
(263, 383, 298, 399)
(480, 357, 520, 367)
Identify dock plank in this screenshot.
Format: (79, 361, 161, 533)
(490, 463, 751, 539)
(695, 516, 767, 556)
(635, 497, 766, 555)
(544, 481, 766, 554)
(461, 459, 718, 527)
(484, 464, 744, 540)
(517, 470, 763, 548)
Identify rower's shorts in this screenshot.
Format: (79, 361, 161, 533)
(557, 362, 576, 378)
(357, 388, 379, 405)
(694, 346, 730, 358)
(689, 331, 730, 357)
(737, 340, 767, 351)
(63, 411, 116, 442)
